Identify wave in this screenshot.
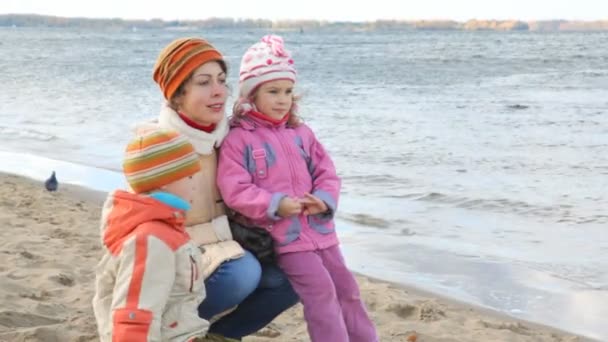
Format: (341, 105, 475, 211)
(0, 126, 57, 142)
(338, 212, 415, 232)
(392, 191, 607, 224)
(339, 213, 392, 229)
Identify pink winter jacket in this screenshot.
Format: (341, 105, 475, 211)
(217, 114, 341, 255)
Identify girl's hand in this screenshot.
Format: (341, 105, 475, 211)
(299, 193, 329, 216)
(277, 197, 303, 218)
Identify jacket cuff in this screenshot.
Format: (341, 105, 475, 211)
(312, 189, 336, 221)
(267, 193, 287, 221)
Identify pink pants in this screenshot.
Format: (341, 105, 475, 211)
(278, 245, 378, 342)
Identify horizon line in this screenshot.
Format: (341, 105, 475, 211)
(2, 13, 607, 23)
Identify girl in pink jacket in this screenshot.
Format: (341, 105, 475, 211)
(217, 35, 377, 342)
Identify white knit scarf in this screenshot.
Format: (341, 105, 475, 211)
(157, 103, 229, 155)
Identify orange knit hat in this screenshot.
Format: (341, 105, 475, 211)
(153, 37, 224, 100)
(123, 129, 201, 194)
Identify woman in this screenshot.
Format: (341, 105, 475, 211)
(143, 37, 298, 339)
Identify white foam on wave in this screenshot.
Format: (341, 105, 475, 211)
(0, 126, 57, 142)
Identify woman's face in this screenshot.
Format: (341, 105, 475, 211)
(175, 61, 228, 126)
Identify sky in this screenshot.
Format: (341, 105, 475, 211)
(1, 0, 607, 22)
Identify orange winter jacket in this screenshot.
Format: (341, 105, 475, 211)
(93, 190, 209, 342)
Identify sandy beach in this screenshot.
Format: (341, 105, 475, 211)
(0, 172, 591, 342)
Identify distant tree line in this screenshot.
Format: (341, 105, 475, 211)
(1, 14, 607, 31)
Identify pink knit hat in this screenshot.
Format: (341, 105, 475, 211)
(239, 35, 297, 98)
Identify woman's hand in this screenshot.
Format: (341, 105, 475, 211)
(277, 197, 303, 218)
(298, 193, 328, 216)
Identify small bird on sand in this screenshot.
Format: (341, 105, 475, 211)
(45, 171, 58, 192)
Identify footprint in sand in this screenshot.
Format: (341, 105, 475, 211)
(477, 320, 532, 336)
(387, 303, 418, 319)
(0, 311, 62, 328)
(49, 273, 75, 287)
(20, 251, 37, 259)
(0, 325, 87, 342)
(6, 269, 29, 280)
(387, 301, 447, 322)
(13, 221, 27, 228)
(19, 290, 51, 301)
(49, 217, 62, 225)
(418, 301, 447, 322)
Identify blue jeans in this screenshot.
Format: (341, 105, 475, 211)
(198, 251, 299, 339)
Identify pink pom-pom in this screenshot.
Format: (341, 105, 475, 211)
(266, 59, 273, 65)
(261, 34, 288, 57)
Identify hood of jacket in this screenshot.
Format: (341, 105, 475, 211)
(100, 190, 186, 253)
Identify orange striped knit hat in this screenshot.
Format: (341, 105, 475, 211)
(123, 129, 201, 194)
(153, 37, 225, 100)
